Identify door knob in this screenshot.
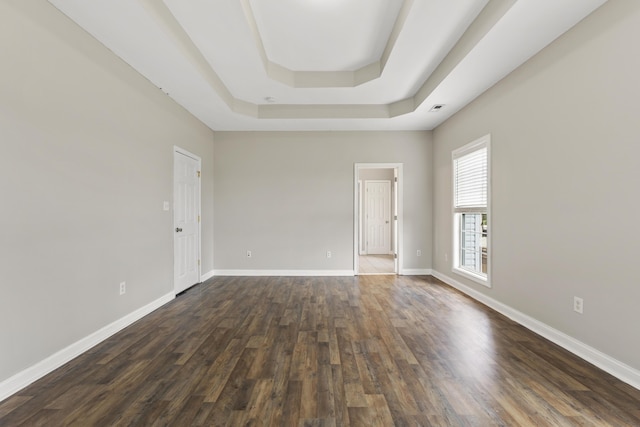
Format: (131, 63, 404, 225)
(175, 227, 183, 232)
(385, 221, 389, 224)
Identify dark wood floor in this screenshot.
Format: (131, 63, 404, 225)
(1, 275, 639, 426)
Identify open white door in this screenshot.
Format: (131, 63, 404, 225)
(174, 147, 201, 294)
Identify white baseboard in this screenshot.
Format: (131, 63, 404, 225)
(401, 269, 432, 276)
(200, 269, 215, 282)
(0, 292, 175, 402)
(213, 270, 355, 277)
(431, 270, 640, 391)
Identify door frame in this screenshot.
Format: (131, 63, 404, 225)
(173, 146, 202, 294)
(354, 163, 403, 275)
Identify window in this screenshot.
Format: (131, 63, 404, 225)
(452, 135, 489, 285)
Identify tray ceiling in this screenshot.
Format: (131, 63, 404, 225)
(48, 0, 608, 131)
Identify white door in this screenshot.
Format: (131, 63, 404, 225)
(365, 181, 391, 255)
(174, 149, 201, 294)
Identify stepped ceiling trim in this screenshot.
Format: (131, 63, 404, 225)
(240, 0, 413, 88)
(47, 0, 610, 131)
(137, 0, 514, 120)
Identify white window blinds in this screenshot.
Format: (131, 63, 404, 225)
(453, 143, 487, 212)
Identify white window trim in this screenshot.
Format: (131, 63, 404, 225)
(452, 134, 491, 288)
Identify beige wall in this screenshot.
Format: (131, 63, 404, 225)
(213, 131, 432, 272)
(0, 1, 214, 383)
(432, 0, 640, 370)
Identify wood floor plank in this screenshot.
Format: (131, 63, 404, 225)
(0, 395, 32, 419)
(1, 275, 639, 426)
(352, 341, 380, 396)
(280, 380, 302, 427)
(329, 364, 350, 427)
(43, 384, 105, 411)
(200, 338, 247, 402)
(242, 378, 275, 426)
(21, 408, 66, 427)
(365, 394, 395, 427)
(112, 379, 170, 426)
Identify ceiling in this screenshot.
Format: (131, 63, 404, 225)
(48, 0, 608, 132)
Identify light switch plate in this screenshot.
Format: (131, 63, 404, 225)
(163, 201, 170, 211)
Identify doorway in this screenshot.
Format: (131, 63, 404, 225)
(174, 147, 201, 294)
(354, 164, 403, 275)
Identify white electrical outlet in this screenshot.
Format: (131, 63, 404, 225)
(119, 282, 126, 295)
(247, 250, 252, 258)
(327, 251, 332, 258)
(417, 250, 422, 257)
(444, 253, 448, 262)
(573, 296, 584, 314)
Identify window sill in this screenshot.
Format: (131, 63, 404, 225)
(452, 267, 491, 288)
